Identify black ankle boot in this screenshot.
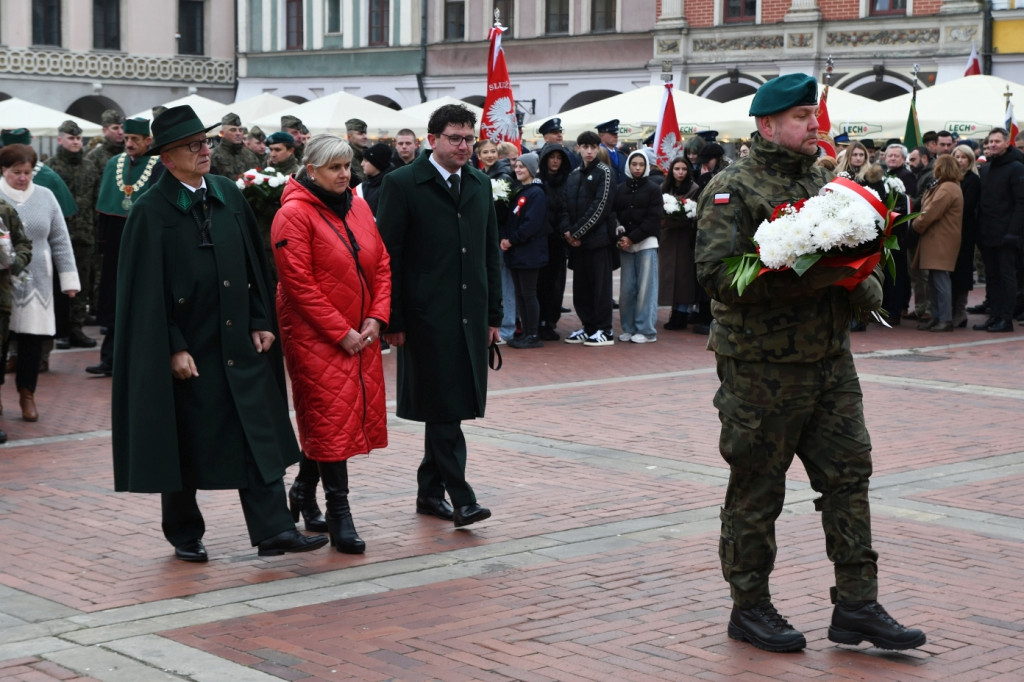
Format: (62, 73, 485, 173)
(663, 310, 688, 330)
(288, 452, 327, 532)
(320, 460, 365, 554)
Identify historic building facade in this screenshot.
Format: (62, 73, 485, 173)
(0, 0, 235, 121)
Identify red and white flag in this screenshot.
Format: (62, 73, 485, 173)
(1007, 99, 1020, 142)
(964, 43, 982, 77)
(816, 85, 837, 158)
(480, 25, 520, 150)
(654, 83, 685, 171)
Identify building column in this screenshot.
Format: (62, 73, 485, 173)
(785, 0, 822, 22)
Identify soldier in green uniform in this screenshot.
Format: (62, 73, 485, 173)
(282, 115, 306, 162)
(0, 199, 33, 443)
(266, 132, 300, 176)
(85, 109, 125, 177)
(695, 73, 926, 654)
(210, 112, 261, 181)
(245, 126, 268, 168)
(46, 120, 100, 349)
(346, 118, 367, 188)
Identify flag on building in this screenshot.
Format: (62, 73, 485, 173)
(816, 85, 837, 158)
(1007, 99, 1020, 142)
(654, 83, 685, 171)
(964, 43, 982, 77)
(480, 24, 520, 150)
(904, 90, 922, 149)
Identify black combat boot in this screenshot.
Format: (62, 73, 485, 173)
(828, 600, 926, 650)
(288, 451, 327, 532)
(728, 603, 806, 652)
(319, 460, 365, 554)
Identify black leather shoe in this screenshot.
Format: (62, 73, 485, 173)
(966, 303, 989, 314)
(55, 337, 71, 349)
(453, 503, 491, 528)
(257, 528, 329, 556)
(538, 326, 560, 341)
(727, 603, 806, 652)
(973, 317, 996, 331)
(69, 329, 98, 348)
(417, 495, 454, 520)
(987, 318, 1014, 332)
(828, 600, 926, 650)
(174, 539, 208, 563)
(86, 362, 113, 376)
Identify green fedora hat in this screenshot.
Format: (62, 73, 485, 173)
(147, 105, 217, 155)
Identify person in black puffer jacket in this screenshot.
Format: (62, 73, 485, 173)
(500, 152, 548, 348)
(537, 142, 572, 339)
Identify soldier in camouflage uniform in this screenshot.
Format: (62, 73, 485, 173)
(695, 73, 926, 654)
(0, 199, 33, 442)
(46, 121, 99, 348)
(210, 112, 261, 181)
(346, 118, 367, 188)
(246, 126, 268, 168)
(282, 115, 306, 163)
(85, 110, 125, 177)
(267, 132, 301, 176)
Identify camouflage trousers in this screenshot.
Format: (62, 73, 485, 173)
(713, 353, 879, 608)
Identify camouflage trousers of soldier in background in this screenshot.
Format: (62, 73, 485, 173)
(713, 353, 879, 609)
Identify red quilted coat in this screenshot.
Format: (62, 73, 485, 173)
(272, 180, 391, 461)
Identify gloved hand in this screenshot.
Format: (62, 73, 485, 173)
(849, 276, 883, 311)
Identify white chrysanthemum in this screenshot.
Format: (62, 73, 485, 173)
(236, 178, 246, 190)
(268, 175, 284, 188)
(663, 194, 681, 214)
(683, 198, 698, 219)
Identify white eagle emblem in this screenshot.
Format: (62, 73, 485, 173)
(483, 96, 519, 143)
(658, 132, 686, 164)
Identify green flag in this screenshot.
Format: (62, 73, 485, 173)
(904, 92, 922, 149)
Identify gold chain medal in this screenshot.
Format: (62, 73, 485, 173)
(122, 185, 134, 211)
(115, 153, 158, 212)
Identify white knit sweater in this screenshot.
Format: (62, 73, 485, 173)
(0, 180, 80, 335)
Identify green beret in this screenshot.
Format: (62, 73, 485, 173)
(1, 128, 31, 146)
(281, 115, 302, 131)
(749, 74, 818, 117)
(346, 118, 367, 133)
(59, 120, 82, 136)
(101, 109, 124, 126)
(267, 131, 295, 147)
(123, 118, 151, 137)
(221, 112, 242, 127)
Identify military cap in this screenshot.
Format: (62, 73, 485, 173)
(221, 112, 242, 127)
(146, 106, 216, 155)
(281, 115, 303, 131)
(152, 105, 168, 118)
(58, 120, 83, 136)
(695, 130, 719, 143)
(101, 109, 124, 126)
(922, 130, 938, 143)
(595, 119, 620, 134)
(834, 132, 850, 145)
(123, 118, 151, 137)
(1, 128, 31, 146)
(267, 131, 296, 147)
(363, 142, 393, 172)
(538, 118, 563, 135)
(642, 132, 655, 147)
(749, 74, 818, 117)
(298, 123, 309, 135)
(248, 125, 266, 142)
(346, 118, 367, 133)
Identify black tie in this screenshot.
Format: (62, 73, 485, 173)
(192, 188, 213, 247)
(448, 174, 460, 203)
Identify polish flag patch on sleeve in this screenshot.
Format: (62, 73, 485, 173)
(713, 193, 730, 205)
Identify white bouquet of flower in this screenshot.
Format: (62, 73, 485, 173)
(491, 178, 511, 205)
(663, 193, 681, 215)
(683, 198, 698, 219)
(883, 175, 906, 196)
(237, 167, 288, 213)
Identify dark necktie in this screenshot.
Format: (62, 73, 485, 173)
(192, 188, 213, 247)
(448, 173, 460, 203)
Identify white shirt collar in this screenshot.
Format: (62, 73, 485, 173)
(428, 154, 461, 184)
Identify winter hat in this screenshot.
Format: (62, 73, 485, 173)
(697, 143, 725, 165)
(517, 151, 540, 178)
(626, 149, 650, 178)
(363, 142, 393, 172)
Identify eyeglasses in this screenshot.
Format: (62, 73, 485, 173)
(439, 133, 477, 148)
(169, 138, 214, 154)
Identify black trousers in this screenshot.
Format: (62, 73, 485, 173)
(571, 245, 614, 335)
(538, 236, 567, 329)
(160, 458, 293, 547)
(511, 268, 541, 337)
(0, 332, 44, 393)
(981, 243, 1020, 320)
(418, 420, 476, 507)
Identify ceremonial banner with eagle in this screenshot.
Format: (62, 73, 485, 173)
(481, 23, 520, 150)
(654, 83, 684, 172)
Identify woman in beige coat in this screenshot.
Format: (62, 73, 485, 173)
(912, 155, 963, 332)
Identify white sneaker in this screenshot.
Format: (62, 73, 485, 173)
(564, 329, 587, 344)
(630, 334, 657, 344)
(583, 330, 614, 346)
(618, 332, 634, 342)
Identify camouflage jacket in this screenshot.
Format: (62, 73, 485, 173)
(0, 199, 34, 314)
(45, 147, 100, 245)
(695, 133, 881, 363)
(210, 140, 262, 181)
(271, 153, 301, 177)
(85, 139, 125, 177)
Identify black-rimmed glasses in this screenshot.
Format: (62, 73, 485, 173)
(170, 138, 214, 154)
(439, 133, 477, 147)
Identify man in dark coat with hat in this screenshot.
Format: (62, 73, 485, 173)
(210, 112, 261, 181)
(596, 119, 627, 184)
(111, 105, 328, 562)
(376, 103, 501, 529)
(695, 73, 926, 654)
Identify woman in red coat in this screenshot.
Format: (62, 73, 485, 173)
(272, 134, 391, 553)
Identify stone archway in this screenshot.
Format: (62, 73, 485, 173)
(837, 71, 914, 101)
(66, 94, 121, 124)
(365, 94, 401, 111)
(559, 89, 620, 113)
(695, 73, 761, 103)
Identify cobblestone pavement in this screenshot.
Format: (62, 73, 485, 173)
(2, 292, 1023, 681)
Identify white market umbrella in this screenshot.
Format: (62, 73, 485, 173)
(126, 93, 225, 124)
(0, 98, 101, 137)
(211, 93, 294, 132)
(401, 96, 483, 125)
(254, 91, 425, 139)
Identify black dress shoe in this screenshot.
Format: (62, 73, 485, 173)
(174, 539, 208, 563)
(987, 318, 1014, 332)
(973, 317, 996, 331)
(966, 303, 989, 314)
(828, 600, 926, 650)
(416, 495, 454, 520)
(538, 326, 560, 341)
(453, 503, 491, 528)
(257, 528, 329, 556)
(728, 603, 806, 652)
(69, 329, 98, 348)
(55, 337, 71, 349)
(86, 362, 113, 376)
